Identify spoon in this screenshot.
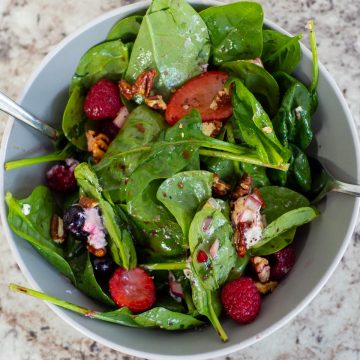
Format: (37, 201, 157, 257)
(310, 157, 360, 203)
(0, 91, 61, 141)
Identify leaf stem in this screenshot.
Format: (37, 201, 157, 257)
(225, 123, 241, 176)
(206, 290, 228, 342)
(199, 149, 289, 171)
(306, 20, 318, 94)
(140, 262, 187, 271)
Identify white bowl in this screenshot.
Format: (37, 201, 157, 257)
(1, 1, 359, 359)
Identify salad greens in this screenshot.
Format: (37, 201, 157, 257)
(6, 0, 322, 342)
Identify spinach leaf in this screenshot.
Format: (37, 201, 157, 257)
(241, 162, 270, 188)
(230, 78, 291, 166)
(201, 157, 235, 184)
(188, 264, 227, 341)
(125, 0, 210, 99)
(74, 163, 137, 269)
(221, 60, 279, 116)
(71, 39, 129, 91)
(227, 253, 250, 282)
(106, 15, 143, 43)
(94, 105, 166, 202)
(62, 85, 88, 151)
(5, 187, 75, 283)
(157, 171, 215, 235)
(67, 242, 115, 306)
(189, 205, 236, 291)
(259, 186, 310, 222)
(272, 71, 315, 150)
(249, 206, 319, 252)
(200, 2, 263, 65)
(262, 30, 302, 74)
(10, 284, 204, 330)
(126, 181, 186, 260)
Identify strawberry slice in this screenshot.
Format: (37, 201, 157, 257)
(165, 71, 232, 126)
(109, 267, 156, 312)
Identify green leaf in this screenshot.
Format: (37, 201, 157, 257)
(250, 206, 319, 251)
(5, 187, 75, 283)
(189, 205, 236, 291)
(94, 105, 167, 202)
(62, 86, 88, 151)
(74, 163, 137, 269)
(221, 60, 279, 116)
(10, 284, 204, 331)
(157, 171, 215, 235)
(106, 15, 143, 43)
(262, 30, 302, 74)
(200, 2, 263, 65)
(71, 39, 129, 90)
(125, 0, 210, 99)
(230, 78, 291, 166)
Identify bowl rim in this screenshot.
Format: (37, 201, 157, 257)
(1, 1, 360, 359)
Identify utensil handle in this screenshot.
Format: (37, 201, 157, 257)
(0, 91, 60, 140)
(334, 180, 360, 196)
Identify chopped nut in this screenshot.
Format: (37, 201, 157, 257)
(209, 89, 231, 112)
(79, 196, 98, 209)
(201, 120, 222, 137)
(86, 130, 110, 163)
(50, 214, 65, 244)
(294, 106, 303, 120)
(231, 173, 252, 200)
(119, 69, 158, 101)
(212, 174, 231, 197)
(255, 281, 278, 295)
(234, 222, 247, 257)
(144, 95, 167, 110)
(87, 244, 107, 257)
(250, 256, 270, 283)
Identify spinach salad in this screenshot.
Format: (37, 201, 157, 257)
(6, 0, 322, 342)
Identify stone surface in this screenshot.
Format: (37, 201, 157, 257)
(0, 0, 359, 359)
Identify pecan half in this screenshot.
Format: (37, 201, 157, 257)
(231, 173, 252, 200)
(212, 174, 231, 197)
(79, 196, 98, 209)
(86, 130, 110, 163)
(250, 256, 270, 283)
(255, 281, 278, 295)
(144, 95, 167, 110)
(119, 69, 158, 101)
(50, 214, 65, 244)
(87, 244, 107, 257)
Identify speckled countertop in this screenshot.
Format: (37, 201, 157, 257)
(0, 0, 360, 359)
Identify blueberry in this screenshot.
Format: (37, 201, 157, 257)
(92, 255, 116, 279)
(63, 205, 88, 240)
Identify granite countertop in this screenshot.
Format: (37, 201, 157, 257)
(0, 0, 360, 359)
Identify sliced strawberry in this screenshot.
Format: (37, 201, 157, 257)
(165, 71, 232, 125)
(109, 267, 156, 312)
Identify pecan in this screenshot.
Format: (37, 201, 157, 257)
(119, 69, 158, 101)
(144, 95, 167, 110)
(250, 256, 270, 283)
(87, 244, 107, 257)
(231, 173, 252, 200)
(79, 196, 98, 209)
(50, 214, 65, 244)
(255, 281, 278, 295)
(234, 221, 248, 257)
(212, 174, 231, 197)
(86, 130, 110, 163)
(201, 120, 222, 138)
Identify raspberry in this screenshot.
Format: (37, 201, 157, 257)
(221, 277, 261, 324)
(109, 267, 156, 312)
(269, 245, 296, 281)
(46, 163, 77, 193)
(84, 79, 122, 120)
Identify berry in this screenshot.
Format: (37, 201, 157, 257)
(196, 250, 208, 263)
(100, 120, 120, 141)
(109, 267, 156, 312)
(63, 205, 88, 240)
(221, 277, 261, 324)
(84, 79, 122, 120)
(92, 254, 116, 279)
(46, 163, 77, 193)
(270, 245, 296, 281)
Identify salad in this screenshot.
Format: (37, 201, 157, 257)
(6, 0, 322, 342)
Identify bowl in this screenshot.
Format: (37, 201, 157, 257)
(1, 1, 359, 359)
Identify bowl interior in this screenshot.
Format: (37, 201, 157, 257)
(1, 1, 359, 359)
